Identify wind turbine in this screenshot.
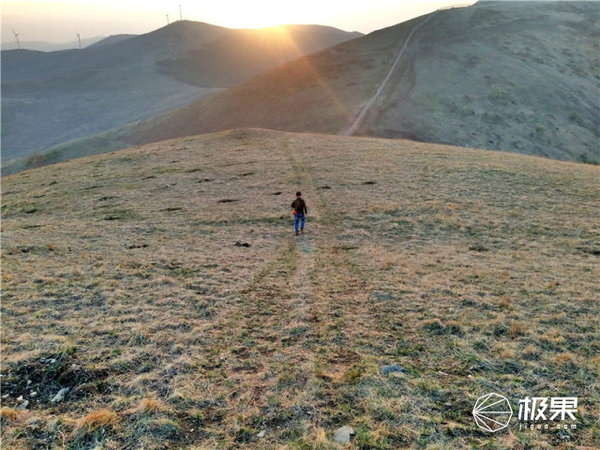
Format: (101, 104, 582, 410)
(178, 4, 183, 20)
(12, 29, 20, 49)
(166, 13, 170, 25)
(76, 31, 82, 49)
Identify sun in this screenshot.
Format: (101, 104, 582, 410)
(187, 0, 332, 29)
(223, 5, 287, 29)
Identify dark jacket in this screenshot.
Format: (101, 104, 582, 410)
(291, 198, 307, 215)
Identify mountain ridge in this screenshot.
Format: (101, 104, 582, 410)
(1, 21, 361, 163)
(29, 1, 597, 168)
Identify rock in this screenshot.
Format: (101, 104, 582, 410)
(51, 387, 69, 403)
(30, 391, 38, 397)
(235, 241, 251, 247)
(557, 429, 570, 441)
(1, 394, 9, 399)
(380, 364, 408, 375)
(257, 430, 266, 438)
(333, 426, 355, 444)
(16, 395, 23, 402)
(17, 400, 29, 410)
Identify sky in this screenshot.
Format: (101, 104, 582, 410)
(1, 0, 476, 44)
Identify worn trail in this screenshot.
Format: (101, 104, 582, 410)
(341, 13, 436, 136)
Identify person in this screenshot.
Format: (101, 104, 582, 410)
(291, 191, 307, 236)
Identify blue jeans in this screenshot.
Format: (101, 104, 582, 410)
(294, 213, 305, 233)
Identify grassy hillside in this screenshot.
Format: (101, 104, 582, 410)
(2, 129, 598, 448)
(362, 1, 600, 162)
(43, 2, 599, 167)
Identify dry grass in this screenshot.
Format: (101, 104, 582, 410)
(75, 409, 120, 434)
(138, 396, 166, 415)
(1, 128, 599, 448)
(0, 407, 20, 421)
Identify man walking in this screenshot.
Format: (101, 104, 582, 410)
(291, 191, 307, 236)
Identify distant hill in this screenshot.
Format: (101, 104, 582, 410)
(40, 1, 597, 166)
(157, 25, 364, 87)
(1, 21, 361, 163)
(0, 37, 105, 51)
(87, 34, 137, 48)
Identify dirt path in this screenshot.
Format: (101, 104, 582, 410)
(207, 138, 375, 436)
(340, 13, 436, 136)
(201, 141, 385, 443)
(202, 144, 327, 435)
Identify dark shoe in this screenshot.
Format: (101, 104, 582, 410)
(295, 232, 299, 236)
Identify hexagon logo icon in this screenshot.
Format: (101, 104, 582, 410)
(472, 393, 513, 432)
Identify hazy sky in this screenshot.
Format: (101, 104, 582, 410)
(2, 0, 476, 44)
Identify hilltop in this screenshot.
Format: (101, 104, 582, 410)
(33, 1, 598, 169)
(2, 129, 598, 448)
(1, 21, 361, 162)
